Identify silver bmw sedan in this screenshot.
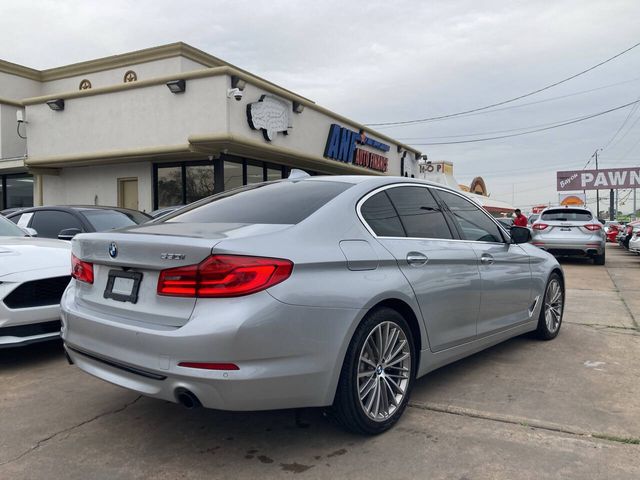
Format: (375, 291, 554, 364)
(61, 174, 564, 435)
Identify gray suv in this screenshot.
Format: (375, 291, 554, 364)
(531, 207, 605, 265)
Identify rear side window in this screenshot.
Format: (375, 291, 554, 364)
(360, 191, 405, 237)
(541, 209, 592, 222)
(435, 190, 503, 243)
(167, 180, 352, 224)
(386, 186, 453, 239)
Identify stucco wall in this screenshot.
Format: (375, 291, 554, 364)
(0, 71, 41, 99)
(26, 75, 229, 158)
(0, 104, 27, 159)
(228, 83, 417, 176)
(40, 57, 201, 94)
(42, 162, 153, 212)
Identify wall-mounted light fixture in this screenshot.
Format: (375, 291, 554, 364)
(231, 75, 246, 90)
(46, 99, 65, 111)
(166, 79, 186, 94)
(292, 101, 305, 114)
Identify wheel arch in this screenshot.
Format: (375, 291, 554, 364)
(366, 298, 424, 360)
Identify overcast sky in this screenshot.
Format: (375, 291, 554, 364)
(2, 0, 640, 212)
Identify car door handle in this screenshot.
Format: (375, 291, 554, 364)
(480, 253, 495, 265)
(406, 252, 428, 266)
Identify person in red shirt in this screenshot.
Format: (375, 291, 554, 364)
(513, 209, 528, 227)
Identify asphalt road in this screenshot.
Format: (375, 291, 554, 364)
(1, 244, 638, 479)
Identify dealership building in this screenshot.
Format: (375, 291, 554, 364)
(0, 43, 421, 213)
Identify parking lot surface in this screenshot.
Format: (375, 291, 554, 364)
(1, 244, 639, 479)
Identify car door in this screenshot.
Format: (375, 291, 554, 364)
(434, 189, 533, 336)
(359, 184, 481, 352)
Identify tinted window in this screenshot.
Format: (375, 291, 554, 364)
(386, 186, 453, 239)
(360, 191, 405, 237)
(81, 210, 141, 231)
(0, 216, 26, 236)
(541, 209, 592, 222)
(167, 180, 352, 225)
(30, 211, 84, 239)
(436, 190, 503, 243)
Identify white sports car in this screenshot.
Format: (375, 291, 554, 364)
(0, 216, 71, 348)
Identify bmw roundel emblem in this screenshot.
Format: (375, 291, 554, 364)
(108, 242, 118, 258)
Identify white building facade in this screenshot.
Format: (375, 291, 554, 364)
(0, 43, 420, 213)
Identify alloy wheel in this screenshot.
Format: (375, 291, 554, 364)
(544, 279, 563, 333)
(357, 321, 411, 422)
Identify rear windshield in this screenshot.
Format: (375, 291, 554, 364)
(541, 209, 592, 222)
(166, 180, 352, 224)
(81, 210, 146, 231)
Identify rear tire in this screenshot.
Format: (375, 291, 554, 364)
(594, 250, 605, 265)
(535, 273, 564, 340)
(330, 307, 415, 435)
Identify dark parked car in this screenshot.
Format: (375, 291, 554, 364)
(6, 206, 151, 240)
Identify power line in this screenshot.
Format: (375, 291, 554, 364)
(408, 99, 640, 145)
(602, 93, 640, 150)
(366, 40, 640, 127)
(390, 76, 640, 131)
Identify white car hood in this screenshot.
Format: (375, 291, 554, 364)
(0, 237, 71, 278)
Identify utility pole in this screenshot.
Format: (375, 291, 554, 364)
(609, 189, 615, 221)
(595, 149, 600, 218)
(634, 188, 637, 220)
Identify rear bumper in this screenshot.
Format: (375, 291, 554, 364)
(61, 283, 361, 411)
(531, 240, 604, 256)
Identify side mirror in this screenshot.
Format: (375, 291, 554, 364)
(58, 228, 82, 241)
(21, 227, 38, 237)
(510, 226, 531, 244)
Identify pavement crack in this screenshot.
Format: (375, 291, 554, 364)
(0, 395, 142, 467)
(604, 266, 639, 331)
(408, 401, 640, 446)
(565, 321, 640, 334)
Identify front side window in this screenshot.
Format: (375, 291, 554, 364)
(30, 211, 84, 239)
(386, 186, 453, 239)
(436, 190, 504, 243)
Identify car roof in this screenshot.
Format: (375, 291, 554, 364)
(7, 205, 150, 216)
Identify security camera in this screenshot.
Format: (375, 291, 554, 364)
(227, 88, 243, 101)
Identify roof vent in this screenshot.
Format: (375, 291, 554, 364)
(288, 169, 310, 180)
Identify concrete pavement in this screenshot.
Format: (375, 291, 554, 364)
(1, 244, 638, 479)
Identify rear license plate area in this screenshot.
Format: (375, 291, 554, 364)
(560, 227, 571, 231)
(104, 270, 143, 304)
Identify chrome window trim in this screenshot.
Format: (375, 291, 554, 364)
(356, 182, 510, 245)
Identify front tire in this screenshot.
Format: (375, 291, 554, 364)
(331, 307, 415, 435)
(535, 273, 564, 340)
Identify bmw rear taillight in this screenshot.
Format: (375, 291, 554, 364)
(71, 253, 94, 284)
(532, 223, 549, 230)
(157, 255, 293, 298)
(584, 224, 602, 231)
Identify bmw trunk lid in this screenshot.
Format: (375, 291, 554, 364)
(70, 222, 293, 327)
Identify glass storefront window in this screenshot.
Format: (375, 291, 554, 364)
(246, 163, 264, 184)
(266, 167, 283, 182)
(157, 166, 183, 208)
(186, 165, 214, 203)
(5, 175, 33, 209)
(224, 161, 243, 191)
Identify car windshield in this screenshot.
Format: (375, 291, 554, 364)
(541, 209, 592, 222)
(81, 210, 146, 231)
(165, 180, 353, 225)
(0, 215, 25, 236)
